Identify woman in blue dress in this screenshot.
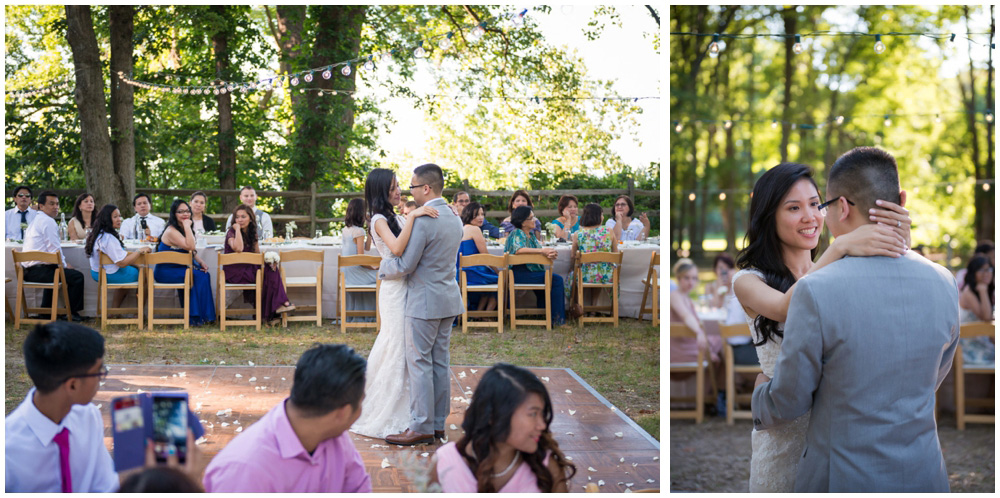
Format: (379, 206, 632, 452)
(152, 199, 216, 325)
(457, 202, 499, 312)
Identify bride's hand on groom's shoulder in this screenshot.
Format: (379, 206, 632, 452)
(834, 223, 907, 258)
(410, 206, 439, 219)
(869, 199, 911, 248)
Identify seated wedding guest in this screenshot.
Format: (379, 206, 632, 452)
(5, 322, 118, 492)
(6, 184, 37, 240)
(397, 194, 411, 214)
(670, 258, 723, 380)
(500, 190, 542, 239)
(957, 255, 995, 366)
(551, 195, 580, 240)
(189, 191, 216, 233)
(713, 252, 757, 368)
(120, 193, 166, 241)
(956, 241, 995, 291)
(605, 195, 650, 241)
(704, 253, 735, 309)
(22, 191, 88, 322)
(224, 204, 295, 326)
(401, 200, 418, 216)
(84, 204, 151, 308)
(570, 203, 617, 310)
(67, 192, 96, 241)
(505, 206, 566, 327)
(458, 202, 499, 312)
(452, 190, 471, 214)
(203, 344, 372, 492)
(152, 199, 215, 326)
(429, 363, 576, 492)
(341, 198, 376, 323)
(225, 186, 274, 236)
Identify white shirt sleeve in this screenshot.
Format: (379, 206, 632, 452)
(225, 214, 234, 231)
(85, 405, 120, 492)
(119, 216, 138, 239)
(261, 212, 273, 234)
(93, 233, 127, 274)
(22, 215, 65, 266)
(146, 215, 166, 238)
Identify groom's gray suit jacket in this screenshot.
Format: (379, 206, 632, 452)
(752, 251, 959, 492)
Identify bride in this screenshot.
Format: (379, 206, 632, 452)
(351, 168, 438, 438)
(732, 162, 910, 492)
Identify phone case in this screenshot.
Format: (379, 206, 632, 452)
(110, 392, 205, 472)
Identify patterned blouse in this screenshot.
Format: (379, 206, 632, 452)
(505, 228, 544, 272)
(576, 226, 615, 283)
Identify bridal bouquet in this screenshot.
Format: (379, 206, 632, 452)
(264, 250, 280, 271)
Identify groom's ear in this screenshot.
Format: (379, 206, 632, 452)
(898, 190, 907, 208)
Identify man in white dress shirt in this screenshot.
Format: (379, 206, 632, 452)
(5, 321, 119, 492)
(224, 186, 273, 235)
(119, 193, 166, 241)
(21, 191, 88, 322)
(6, 185, 38, 240)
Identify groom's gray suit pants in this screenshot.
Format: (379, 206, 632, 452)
(404, 315, 456, 435)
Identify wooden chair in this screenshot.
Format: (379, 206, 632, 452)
(639, 252, 660, 326)
(218, 252, 263, 331)
(337, 254, 381, 334)
(507, 253, 554, 331)
(145, 251, 192, 330)
(459, 253, 506, 334)
(574, 251, 623, 328)
(96, 251, 144, 329)
(5, 277, 13, 321)
(279, 250, 325, 327)
(719, 323, 761, 425)
(11, 249, 72, 329)
(670, 323, 717, 424)
(954, 321, 995, 430)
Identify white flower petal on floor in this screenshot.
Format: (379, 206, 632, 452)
(196, 437, 208, 445)
(566, 432, 574, 436)
(565, 389, 572, 394)
(588, 467, 597, 472)
(591, 436, 599, 440)
(178, 372, 186, 377)
(568, 409, 576, 415)
(421, 452, 429, 457)
(221, 422, 229, 427)
(249, 377, 257, 382)
(598, 480, 605, 486)
(381, 457, 391, 468)
(235, 374, 242, 378)
(615, 432, 624, 438)
(458, 371, 466, 379)
(470, 369, 477, 374)
(541, 377, 549, 382)
(235, 426, 243, 433)
(619, 457, 625, 463)
(249, 361, 254, 366)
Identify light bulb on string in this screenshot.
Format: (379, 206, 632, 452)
(364, 57, 375, 71)
(674, 122, 683, 133)
(719, 193, 727, 201)
(724, 120, 732, 129)
(935, 113, 942, 123)
(341, 64, 352, 76)
(708, 33, 721, 58)
(220, 87, 227, 94)
(291, 76, 299, 86)
(984, 183, 991, 192)
(471, 24, 486, 41)
(304, 72, 313, 83)
(414, 43, 427, 58)
(874, 34, 886, 54)
(792, 34, 804, 54)
(771, 119, 779, 129)
(688, 193, 696, 201)
(985, 110, 994, 123)
(945, 184, 954, 194)
(322, 68, 333, 80)
(439, 33, 453, 50)
(883, 115, 892, 127)
(835, 115, 845, 125)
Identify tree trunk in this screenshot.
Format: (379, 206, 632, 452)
(779, 8, 797, 163)
(211, 5, 238, 214)
(109, 6, 136, 212)
(977, 6, 995, 241)
(66, 6, 129, 213)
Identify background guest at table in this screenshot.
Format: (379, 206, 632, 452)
(225, 204, 295, 326)
(84, 204, 151, 309)
(396, 193, 411, 215)
(452, 190, 471, 215)
(225, 186, 273, 236)
(956, 241, 994, 291)
(551, 195, 580, 240)
(460, 188, 501, 238)
(704, 252, 735, 310)
(605, 195, 650, 241)
(957, 255, 995, 365)
(120, 193, 166, 241)
(505, 206, 566, 327)
(189, 191, 216, 233)
(670, 258, 723, 369)
(21, 191, 89, 322)
(500, 190, 542, 239)
(341, 198, 376, 323)
(153, 199, 215, 326)
(429, 363, 576, 492)
(570, 203, 617, 310)
(67, 192, 95, 241)
(401, 200, 418, 216)
(6, 185, 37, 240)
(458, 202, 499, 313)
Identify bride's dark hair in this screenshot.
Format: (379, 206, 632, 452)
(736, 162, 820, 346)
(364, 168, 402, 237)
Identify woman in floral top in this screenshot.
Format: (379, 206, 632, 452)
(571, 203, 618, 310)
(505, 206, 566, 326)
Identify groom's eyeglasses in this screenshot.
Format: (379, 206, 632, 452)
(817, 196, 855, 217)
(408, 184, 426, 190)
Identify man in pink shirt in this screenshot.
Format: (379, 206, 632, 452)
(203, 344, 372, 492)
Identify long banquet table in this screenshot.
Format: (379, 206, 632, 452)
(5, 240, 659, 322)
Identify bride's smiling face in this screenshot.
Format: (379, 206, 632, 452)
(775, 178, 824, 253)
(388, 177, 401, 206)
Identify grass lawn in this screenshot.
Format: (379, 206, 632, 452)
(5, 318, 660, 441)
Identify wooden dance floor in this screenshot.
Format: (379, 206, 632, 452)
(95, 365, 660, 492)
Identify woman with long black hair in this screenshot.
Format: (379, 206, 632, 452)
(152, 199, 216, 326)
(84, 204, 151, 308)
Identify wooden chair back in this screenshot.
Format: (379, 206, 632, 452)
(575, 251, 623, 328)
(218, 252, 263, 331)
(144, 251, 192, 330)
(11, 249, 70, 328)
(506, 253, 553, 331)
(669, 323, 706, 424)
(954, 321, 996, 429)
(337, 254, 381, 333)
(459, 253, 506, 334)
(279, 250, 325, 327)
(96, 250, 143, 330)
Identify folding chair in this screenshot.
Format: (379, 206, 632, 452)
(507, 253, 554, 331)
(670, 323, 718, 424)
(574, 251, 623, 328)
(719, 323, 761, 425)
(11, 249, 71, 328)
(145, 251, 192, 330)
(639, 251, 660, 326)
(954, 321, 995, 430)
(5, 277, 13, 321)
(459, 253, 506, 334)
(279, 250, 325, 327)
(96, 251, 144, 329)
(218, 252, 263, 331)
(337, 254, 381, 333)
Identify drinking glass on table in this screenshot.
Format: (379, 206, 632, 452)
(539, 230, 547, 244)
(315, 229, 323, 239)
(482, 230, 490, 244)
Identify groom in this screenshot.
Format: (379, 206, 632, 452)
(751, 147, 960, 492)
(379, 163, 465, 446)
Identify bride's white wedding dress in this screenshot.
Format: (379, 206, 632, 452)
(350, 213, 412, 438)
(733, 268, 810, 493)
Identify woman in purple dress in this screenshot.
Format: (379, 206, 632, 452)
(224, 204, 294, 326)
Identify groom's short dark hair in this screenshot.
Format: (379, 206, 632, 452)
(290, 344, 366, 417)
(827, 147, 900, 213)
(413, 163, 445, 194)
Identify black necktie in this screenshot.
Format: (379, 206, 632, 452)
(19, 210, 27, 238)
(139, 216, 146, 238)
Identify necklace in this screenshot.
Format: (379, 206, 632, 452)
(491, 452, 521, 478)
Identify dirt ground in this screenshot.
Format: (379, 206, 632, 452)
(670, 413, 994, 492)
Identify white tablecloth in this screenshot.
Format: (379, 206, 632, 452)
(6, 241, 659, 321)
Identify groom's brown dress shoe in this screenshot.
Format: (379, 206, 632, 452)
(386, 429, 435, 446)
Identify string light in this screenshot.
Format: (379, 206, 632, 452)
(341, 64, 352, 76)
(771, 119, 778, 129)
(724, 120, 732, 129)
(985, 110, 994, 123)
(364, 56, 375, 71)
(688, 193, 696, 201)
(873, 34, 886, 54)
(322, 68, 332, 79)
(935, 113, 942, 123)
(304, 72, 313, 83)
(471, 23, 486, 41)
(835, 115, 845, 125)
(719, 193, 726, 201)
(674, 122, 684, 133)
(670, 30, 995, 49)
(946, 184, 954, 194)
(414, 42, 427, 58)
(883, 115, 892, 127)
(708, 33, 721, 58)
(792, 34, 804, 54)
(984, 183, 991, 192)
(438, 32, 453, 50)
(671, 110, 990, 131)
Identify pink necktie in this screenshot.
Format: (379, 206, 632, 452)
(53, 427, 72, 493)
